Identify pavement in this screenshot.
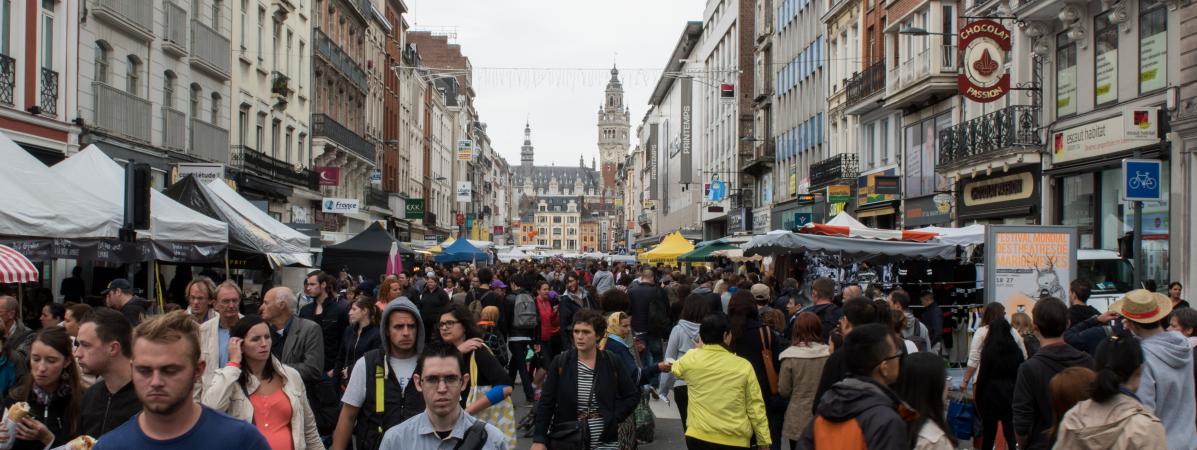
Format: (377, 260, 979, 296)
(511, 393, 685, 450)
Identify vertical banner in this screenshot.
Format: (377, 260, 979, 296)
(985, 225, 1079, 317)
(680, 77, 693, 184)
(648, 123, 659, 200)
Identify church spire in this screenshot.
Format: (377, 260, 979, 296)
(521, 121, 534, 172)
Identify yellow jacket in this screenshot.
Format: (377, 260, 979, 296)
(672, 344, 771, 447)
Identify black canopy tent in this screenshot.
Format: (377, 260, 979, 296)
(321, 222, 415, 281)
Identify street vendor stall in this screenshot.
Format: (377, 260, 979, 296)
(434, 239, 490, 264)
(802, 213, 938, 241)
(744, 230, 957, 260)
(637, 231, 695, 265)
(321, 222, 414, 281)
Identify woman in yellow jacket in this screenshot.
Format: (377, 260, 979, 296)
(671, 314, 771, 450)
(202, 316, 324, 450)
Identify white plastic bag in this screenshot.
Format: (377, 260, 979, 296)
(0, 407, 16, 450)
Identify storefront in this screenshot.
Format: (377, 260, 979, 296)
(771, 195, 818, 231)
(856, 167, 900, 229)
(903, 194, 953, 228)
(1047, 108, 1169, 285)
(956, 166, 1040, 225)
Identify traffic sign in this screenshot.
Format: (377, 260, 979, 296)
(1123, 159, 1162, 201)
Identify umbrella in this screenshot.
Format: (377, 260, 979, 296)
(0, 244, 38, 283)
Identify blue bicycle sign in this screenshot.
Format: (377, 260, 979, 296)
(1123, 159, 1162, 202)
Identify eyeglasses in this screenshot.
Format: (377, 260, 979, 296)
(421, 375, 463, 387)
(883, 351, 904, 363)
(438, 320, 461, 329)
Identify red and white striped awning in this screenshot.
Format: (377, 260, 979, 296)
(0, 244, 38, 283)
(802, 213, 938, 242)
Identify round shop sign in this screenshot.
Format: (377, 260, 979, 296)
(958, 19, 1012, 103)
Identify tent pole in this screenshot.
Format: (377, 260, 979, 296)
(154, 261, 164, 313)
(224, 249, 230, 279)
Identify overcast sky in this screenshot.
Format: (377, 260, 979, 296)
(406, 0, 705, 167)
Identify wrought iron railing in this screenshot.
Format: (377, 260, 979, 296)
(234, 145, 317, 189)
(190, 20, 230, 78)
(271, 71, 292, 96)
(0, 55, 13, 106)
(314, 29, 368, 93)
(312, 113, 375, 163)
(366, 187, 388, 209)
(40, 68, 57, 116)
(938, 105, 1041, 167)
(809, 153, 859, 188)
(93, 82, 151, 142)
(846, 62, 886, 106)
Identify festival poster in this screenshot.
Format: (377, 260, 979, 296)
(985, 226, 1079, 317)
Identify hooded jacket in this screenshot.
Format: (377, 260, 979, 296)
(1137, 330, 1197, 450)
(778, 343, 830, 440)
(1012, 342, 1095, 450)
(660, 320, 701, 392)
(1053, 393, 1168, 450)
(798, 377, 911, 450)
(672, 344, 772, 448)
(691, 286, 723, 315)
(354, 298, 426, 450)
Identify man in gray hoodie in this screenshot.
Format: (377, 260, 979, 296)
(1111, 289, 1197, 450)
(331, 297, 427, 450)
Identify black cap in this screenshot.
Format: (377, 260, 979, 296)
(102, 278, 133, 294)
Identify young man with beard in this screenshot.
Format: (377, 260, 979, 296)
(332, 298, 427, 450)
(300, 270, 350, 375)
(92, 311, 269, 449)
(76, 309, 142, 438)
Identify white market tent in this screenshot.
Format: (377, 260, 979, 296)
(0, 132, 117, 239)
(497, 248, 530, 262)
(913, 224, 986, 247)
(203, 179, 312, 268)
(50, 146, 227, 245)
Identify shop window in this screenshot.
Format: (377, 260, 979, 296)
(1094, 13, 1118, 106)
(1056, 32, 1078, 117)
(1060, 173, 1095, 248)
(1139, 0, 1167, 93)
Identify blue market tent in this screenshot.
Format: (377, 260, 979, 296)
(433, 238, 490, 264)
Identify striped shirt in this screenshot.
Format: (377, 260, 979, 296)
(577, 359, 615, 449)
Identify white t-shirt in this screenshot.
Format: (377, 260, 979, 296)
(341, 354, 419, 407)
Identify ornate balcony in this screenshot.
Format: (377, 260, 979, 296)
(271, 71, 292, 96)
(161, 107, 186, 151)
(938, 105, 1041, 170)
(845, 62, 886, 114)
(809, 153, 859, 189)
(233, 145, 318, 190)
(162, 3, 188, 57)
(0, 55, 13, 106)
(93, 82, 151, 142)
(366, 187, 389, 209)
(312, 113, 375, 164)
(314, 29, 368, 93)
(92, 0, 154, 41)
(190, 20, 230, 79)
(39, 68, 58, 116)
(190, 118, 230, 164)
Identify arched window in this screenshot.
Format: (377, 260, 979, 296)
(125, 56, 141, 96)
(163, 71, 176, 108)
(94, 41, 111, 84)
(210, 92, 221, 123)
(189, 84, 202, 119)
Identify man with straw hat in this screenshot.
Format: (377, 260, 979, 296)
(1109, 289, 1197, 450)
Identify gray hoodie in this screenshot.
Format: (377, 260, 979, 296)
(1136, 330, 1197, 450)
(659, 320, 701, 391)
(380, 297, 426, 364)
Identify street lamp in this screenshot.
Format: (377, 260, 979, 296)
(897, 26, 956, 37)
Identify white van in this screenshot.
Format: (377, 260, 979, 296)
(1076, 248, 1136, 313)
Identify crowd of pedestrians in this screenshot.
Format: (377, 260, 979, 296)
(0, 260, 1195, 450)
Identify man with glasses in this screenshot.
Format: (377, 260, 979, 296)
(379, 342, 508, 450)
(197, 281, 243, 396)
(799, 324, 907, 449)
(332, 297, 427, 450)
(184, 276, 217, 323)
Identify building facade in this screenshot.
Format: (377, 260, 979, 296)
(772, 0, 829, 230)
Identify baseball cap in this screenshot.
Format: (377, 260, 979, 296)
(490, 279, 508, 290)
(102, 278, 132, 294)
(751, 283, 771, 301)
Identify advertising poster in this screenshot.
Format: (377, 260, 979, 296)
(1057, 63, 1077, 116)
(985, 226, 1078, 317)
(455, 181, 472, 202)
(1095, 48, 1117, 104)
(456, 140, 474, 161)
(1139, 30, 1167, 92)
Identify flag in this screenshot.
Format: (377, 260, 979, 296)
(385, 241, 404, 275)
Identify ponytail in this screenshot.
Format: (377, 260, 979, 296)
(1091, 331, 1144, 403)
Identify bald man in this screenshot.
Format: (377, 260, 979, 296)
(259, 287, 325, 385)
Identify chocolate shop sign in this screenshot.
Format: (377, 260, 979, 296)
(958, 20, 1011, 103)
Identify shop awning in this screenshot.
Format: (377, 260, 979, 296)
(0, 244, 38, 283)
(745, 230, 957, 260)
(802, 213, 937, 241)
(638, 231, 695, 265)
(677, 241, 739, 262)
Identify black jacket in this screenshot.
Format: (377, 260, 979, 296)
(355, 348, 425, 450)
(799, 377, 911, 450)
(813, 348, 848, 414)
(533, 349, 639, 444)
(1011, 342, 1094, 450)
(627, 281, 668, 337)
(1068, 304, 1100, 328)
(333, 324, 381, 388)
(691, 287, 722, 315)
(120, 297, 154, 327)
(799, 303, 842, 343)
(500, 289, 540, 340)
(79, 380, 141, 438)
(299, 298, 349, 372)
(416, 288, 451, 336)
(1062, 316, 1118, 356)
(919, 303, 944, 346)
(732, 320, 782, 401)
(5, 390, 77, 450)
(559, 290, 598, 337)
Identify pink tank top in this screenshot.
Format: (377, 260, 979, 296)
(249, 388, 294, 450)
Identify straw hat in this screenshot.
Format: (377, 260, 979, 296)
(1108, 289, 1173, 324)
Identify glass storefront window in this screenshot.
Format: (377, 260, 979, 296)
(1060, 173, 1094, 248)
(1100, 168, 1124, 250)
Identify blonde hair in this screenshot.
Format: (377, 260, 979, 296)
(607, 311, 631, 341)
(134, 310, 202, 364)
(480, 306, 501, 323)
(1011, 312, 1034, 336)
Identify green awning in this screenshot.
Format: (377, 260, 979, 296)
(677, 241, 739, 262)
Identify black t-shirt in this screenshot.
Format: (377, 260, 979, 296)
(80, 380, 142, 438)
(458, 346, 512, 407)
(1069, 304, 1100, 327)
(121, 298, 153, 327)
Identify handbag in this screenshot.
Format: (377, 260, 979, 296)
(467, 350, 518, 449)
(548, 420, 584, 449)
(759, 327, 779, 395)
(947, 395, 977, 440)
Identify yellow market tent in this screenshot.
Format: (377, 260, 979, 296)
(429, 236, 456, 254)
(637, 232, 695, 265)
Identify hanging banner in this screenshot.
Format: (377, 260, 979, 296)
(958, 19, 1012, 103)
(680, 77, 693, 184)
(456, 140, 474, 161)
(316, 167, 340, 186)
(985, 225, 1078, 316)
(455, 182, 472, 202)
(648, 123, 659, 200)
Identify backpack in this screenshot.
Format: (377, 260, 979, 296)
(647, 287, 671, 338)
(469, 291, 492, 319)
(512, 292, 539, 330)
(482, 327, 511, 367)
(908, 322, 929, 352)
